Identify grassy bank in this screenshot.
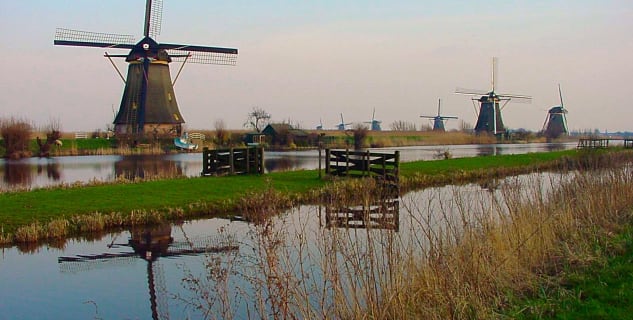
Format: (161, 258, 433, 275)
(507, 229, 633, 319)
(0, 149, 629, 245)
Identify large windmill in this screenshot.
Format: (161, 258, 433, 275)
(455, 57, 531, 136)
(542, 84, 569, 139)
(420, 99, 458, 132)
(364, 108, 382, 131)
(54, 0, 238, 138)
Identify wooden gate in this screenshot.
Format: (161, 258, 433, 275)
(324, 149, 399, 182)
(201, 146, 264, 176)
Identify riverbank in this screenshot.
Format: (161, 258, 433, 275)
(0, 148, 628, 246)
(2, 131, 561, 158)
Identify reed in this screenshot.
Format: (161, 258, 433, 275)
(177, 153, 633, 319)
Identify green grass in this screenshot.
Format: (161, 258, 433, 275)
(399, 149, 576, 176)
(508, 229, 633, 319)
(0, 170, 324, 234)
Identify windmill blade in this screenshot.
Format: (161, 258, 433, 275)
(167, 50, 236, 65)
(541, 114, 549, 132)
(437, 99, 442, 117)
(492, 57, 498, 92)
(455, 87, 489, 96)
(164, 43, 238, 65)
(420, 115, 437, 119)
(146, 0, 163, 39)
(497, 93, 532, 100)
(558, 84, 565, 108)
(54, 28, 136, 49)
(439, 116, 459, 120)
(499, 95, 532, 105)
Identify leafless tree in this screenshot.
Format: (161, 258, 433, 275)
(243, 107, 271, 132)
(390, 120, 417, 131)
(214, 119, 228, 147)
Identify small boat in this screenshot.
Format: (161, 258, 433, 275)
(174, 132, 198, 150)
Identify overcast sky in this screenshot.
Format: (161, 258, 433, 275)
(1, 0, 632, 132)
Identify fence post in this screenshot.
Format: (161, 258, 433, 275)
(257, 146, 264, 174)
(325, 149, 330, 175)
(345, 148, 349, 176)
(318, 147, 322, 178)
(394, 151, 400, 181)
(365, 150, 370, 177)
(246, 147, 251, 174)
(229, 148, 235, 174)
(201, 147, 209, 175)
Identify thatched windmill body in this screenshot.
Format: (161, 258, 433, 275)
(456, 58, 531, 137)
(542, 84, 569, 139)
(420, 99, 458, 131)
(54, 0, 238, 138)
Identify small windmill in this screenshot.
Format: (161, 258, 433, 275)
(542, 84, 569, 139)
(336, 113, 352, 130)
(54, 0, 238, 138)
(455, 57, 531, 136)
(316, 119, 324, 130)
(364, 108, 382, 131)
(420, 99, 458, 131)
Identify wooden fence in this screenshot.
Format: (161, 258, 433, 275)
(578, 138, 633, 149)
(324, 149, 399, 182)
(577, 138, 610, 149)
(201, 146, 264, 176)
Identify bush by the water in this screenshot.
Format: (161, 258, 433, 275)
(0, 117, 32, 159)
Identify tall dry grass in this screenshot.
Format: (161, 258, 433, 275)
(180, 154, 633, 319)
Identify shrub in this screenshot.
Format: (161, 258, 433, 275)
(0, 117, 32, 159)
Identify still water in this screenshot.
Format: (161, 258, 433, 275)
(0, 171, 569, 319)
(0, 142, 575, 191)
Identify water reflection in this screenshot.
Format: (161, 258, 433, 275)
(3, 161, 32, 187)
(322, 197, 400, 231)
(57, 222, 238, 320)
(114, 155, 185, 180)
(0, 142, 578, 191)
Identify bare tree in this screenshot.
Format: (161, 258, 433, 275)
(243, 107, 271, 132)
(390, 120, 417, 131)
(214, 119, 228, 147)
(459, 120, 473, 133)
(36, 119, 62, 157)
(352, 123, 369, 150)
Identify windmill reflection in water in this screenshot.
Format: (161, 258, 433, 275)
(58, 223, 238, 320)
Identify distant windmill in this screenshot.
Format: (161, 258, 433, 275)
(364, 108, 382, 131)
(455, 57, 531, 136)
(54, 0, 238, 138)
(336, 113, 352, 130)
(316, 118, 324, 130)
(542, 84, 569, 139)
(420, 99, 458, 131)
